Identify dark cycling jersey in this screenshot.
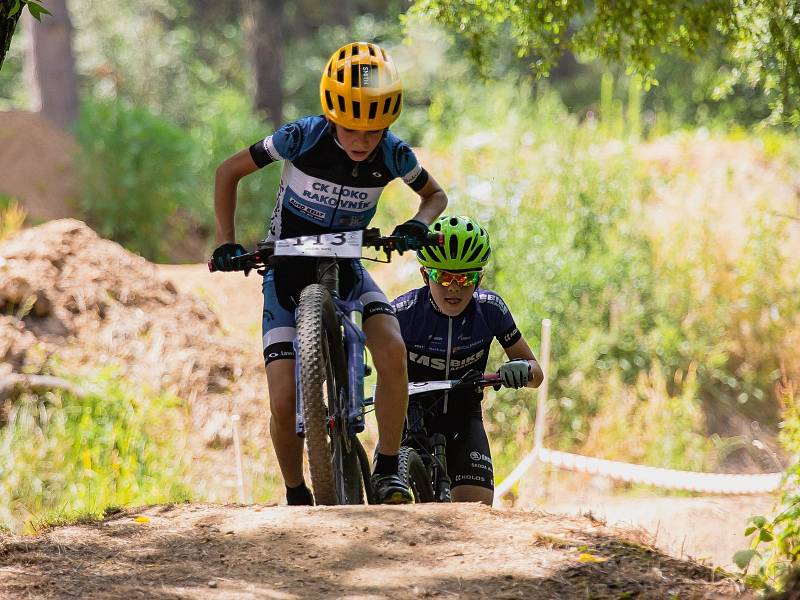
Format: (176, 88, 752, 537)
(391, 285, 522, 400)
(249, 115, 429, 241)
(392, 285, 523, 491)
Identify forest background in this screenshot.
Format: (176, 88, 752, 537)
(1, 0, 799, 591)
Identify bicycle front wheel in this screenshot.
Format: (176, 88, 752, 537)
(400, 446, 435, 503)
(296, 283, 364, 505)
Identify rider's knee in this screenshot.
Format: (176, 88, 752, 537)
(269, 388, 295, 425)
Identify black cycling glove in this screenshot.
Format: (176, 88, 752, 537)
(211, 243, 246, 272)
(391, 219, 429, 253)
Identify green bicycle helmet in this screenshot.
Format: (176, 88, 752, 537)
(417, 215, 492, 270)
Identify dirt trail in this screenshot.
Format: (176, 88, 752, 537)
(155, 263, 775, 573)
(0, 503, 751, 599)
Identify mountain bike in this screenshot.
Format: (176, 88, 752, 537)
(388, 373, 502, 502)
(209, 228, 441, 505)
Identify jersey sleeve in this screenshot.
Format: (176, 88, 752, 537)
(381, 132, 430, 192)
(249, 115, 329, 168)
(390, 289, 419, 336)
(479, 290, 522, 349)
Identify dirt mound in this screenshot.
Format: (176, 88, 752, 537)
(0, 503, 752, 599)
(0, 219, 267, 469)
(0, 111, 78, 221)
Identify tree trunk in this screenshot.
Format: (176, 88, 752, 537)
(24, 0, 79, 130)
(243, 0, 284, 127)
(0, 1, 24, 70)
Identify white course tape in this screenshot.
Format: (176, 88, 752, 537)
(495, 447, 783, 499)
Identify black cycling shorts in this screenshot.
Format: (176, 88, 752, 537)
(262, 258, 394, 365)
(425, 400, 494, 491)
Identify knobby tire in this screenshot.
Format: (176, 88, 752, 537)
(296, 284, 364, 505)
(399, 446, 435, 503)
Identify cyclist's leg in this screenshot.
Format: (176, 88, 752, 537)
(352, 264, 407, 455)
(363, 313, 407, 454)
(447, 407, 494, 506)
(349, 261, 412, 503)
(262, 270, 304, 489)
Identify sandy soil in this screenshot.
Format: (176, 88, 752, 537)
(0, 503, 752, 599)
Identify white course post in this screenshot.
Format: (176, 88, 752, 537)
(533, 318, 551, 450)
(231, 414, 246, 504)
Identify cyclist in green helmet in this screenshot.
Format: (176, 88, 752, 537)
(391, 215, 544, 505)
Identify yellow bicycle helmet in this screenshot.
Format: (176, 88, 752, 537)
(320, 42, 402, 130)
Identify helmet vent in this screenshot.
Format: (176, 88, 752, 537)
(325, 91, 334, 111)
(337, 68, 345, 83)
(339, 49, 346, 60)
(352, 43, 360, 56)
(380, 47, 388, 61)
(449, 217, 458, 226)
(368, 44, 376, 56)
(351, 64, 360, 87)
(465, 222, 474, 231)
(327, 62, 333, 77)
(352, 101, 361, 119)
(448, 234, 459, 259)
(338, 95, 346, 113)
(433, 222, 442, 231)
(465, 246, 485, 264)
(382, 97, 391, 115)
(392, 93, 402, 115)
(462, 235, 474, 257)
(368, 102, 378, 120)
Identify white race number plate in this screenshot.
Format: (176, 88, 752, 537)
(274, 231, 363, 258)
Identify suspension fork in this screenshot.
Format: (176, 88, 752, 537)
(294, 258, 341, 437)
(431, 432, 451, 502)
(338, 299, 366, 435)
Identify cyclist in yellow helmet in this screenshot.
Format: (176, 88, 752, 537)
(211, 42, 448, 505)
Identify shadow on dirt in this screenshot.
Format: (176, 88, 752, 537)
(0, 504, 751, 599)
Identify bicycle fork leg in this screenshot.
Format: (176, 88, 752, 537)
(294, 337, 305, 436)
(431, 433, 451, 502)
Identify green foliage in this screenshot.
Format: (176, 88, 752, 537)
(189, 89, 280, 249)
(411, 0, 800, 125)
(739, 385, 800, 592)
(376, 76, 800, 475)
(0, 368, 190, 533)
(74, 99, 195, 260)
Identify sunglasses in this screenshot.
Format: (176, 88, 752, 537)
(426, 268, 482, 288)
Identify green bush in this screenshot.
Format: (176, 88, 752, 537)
(75, 99, 195, 261)
(0, 368, 190, 532)
(375, 79, 800, 477)
(189, 89, 280, 249)
(737, 384, 800, 592)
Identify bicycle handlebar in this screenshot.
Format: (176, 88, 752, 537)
(208, 229, 444, 273)
(406, 372, 503, 398)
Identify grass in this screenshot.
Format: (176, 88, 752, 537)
(0, 367, 193, 533)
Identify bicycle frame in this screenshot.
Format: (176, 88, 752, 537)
(402, 373, 502, 502)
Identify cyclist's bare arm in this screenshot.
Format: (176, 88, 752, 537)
(214, 149, 260, 244)
(410, 173, 448, 225)
(504, 337, 544, 388)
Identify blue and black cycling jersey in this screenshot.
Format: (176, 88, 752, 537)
(392, 285, 523, 491)
(391, 285, 522, 406)
(249, 115, 429, 240)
